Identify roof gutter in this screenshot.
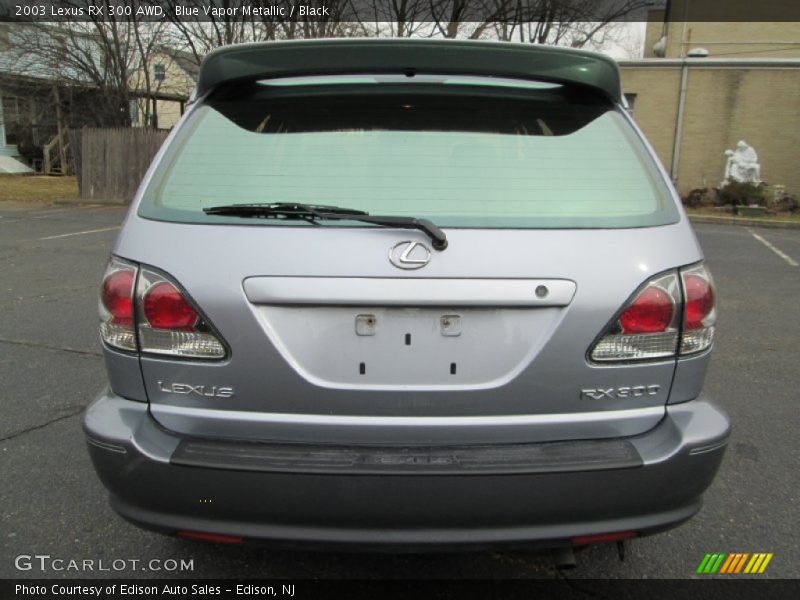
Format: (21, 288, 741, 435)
(619, 58, 800, 67)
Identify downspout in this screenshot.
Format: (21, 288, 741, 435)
(661, 0, 672, 49)
(0, 93, 6, 149)
(679, 0, 692, 59)
(670, 0, 693, 185)
(670, 59, 689, 184)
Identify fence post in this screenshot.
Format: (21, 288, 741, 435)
(68, 128, 83, 195)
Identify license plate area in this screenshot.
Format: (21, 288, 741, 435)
(254, 306, 563, 390)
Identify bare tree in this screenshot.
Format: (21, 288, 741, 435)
(425, 0, 648, 48)
(495, 0, 650, 47)
(429, 0, 517, 39)
(131, 19, 171, 128)
(365, 0, 428, 37)
(276, 1, 365, 40)
(155, 0, 363, 68)
(156, 1, 281, 66)
(3, 3, 172, 173)
(9, 21, 139, 127)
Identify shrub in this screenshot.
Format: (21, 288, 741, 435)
(717, 182, 768, 207)
(773, 195, 799, 213)
(682, 188, 707, 208)
(682, 188, 718, 208)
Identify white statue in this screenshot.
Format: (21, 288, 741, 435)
(722, 140, 761, 186)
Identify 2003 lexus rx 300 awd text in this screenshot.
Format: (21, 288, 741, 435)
(83, 39, 730, 551)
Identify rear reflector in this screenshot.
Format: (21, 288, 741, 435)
(571, 531, 637, 545)
(177, 531, 243, 544)
(99, 258, 138, 351)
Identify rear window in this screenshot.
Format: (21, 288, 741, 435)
(139, 76, 679, 228)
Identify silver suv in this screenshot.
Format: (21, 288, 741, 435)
(84, 39, 729, 550)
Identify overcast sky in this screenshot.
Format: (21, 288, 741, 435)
(596, 21, 647, 59)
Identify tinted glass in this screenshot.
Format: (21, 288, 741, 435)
(139, 77, 678, 228)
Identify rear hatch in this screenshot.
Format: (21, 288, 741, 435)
(115, 68, 697, 445)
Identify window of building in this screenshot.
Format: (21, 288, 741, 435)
(2, 95, 19, 121)
(129, 100, 140, 125)
(154, 63, 166, 83)
(624, 93, 637, 116)
(2, 95, 20, 145)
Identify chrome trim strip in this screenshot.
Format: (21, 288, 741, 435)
(151, 404, 663, 427)
(150, 405, 664, 445)
(243, 277, 577, 307)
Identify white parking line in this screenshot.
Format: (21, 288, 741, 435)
(28, 205, 108, 217)
(0, 205, 117, 225)
(748, 229, 799, 267)
(37, 226, 120, 241)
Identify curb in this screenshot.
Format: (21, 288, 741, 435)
(688, 214, 800, 230)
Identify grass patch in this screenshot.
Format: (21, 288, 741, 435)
(0, 175, 79, 202)
(685, 207, 800, 223)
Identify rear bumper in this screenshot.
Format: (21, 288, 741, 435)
(83, 390, 729, 549)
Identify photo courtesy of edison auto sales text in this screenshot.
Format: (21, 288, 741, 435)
(15, 584, 295, 596)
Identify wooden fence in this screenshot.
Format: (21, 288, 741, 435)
(71, 128, 169, 203)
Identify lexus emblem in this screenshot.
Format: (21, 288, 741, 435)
(389, 241, 431, 270)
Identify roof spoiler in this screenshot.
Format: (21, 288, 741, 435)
(195, 39, 622, 103)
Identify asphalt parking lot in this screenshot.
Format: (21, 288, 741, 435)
(0, 201, 798, 580)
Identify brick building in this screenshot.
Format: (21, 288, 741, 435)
(619, 12, 800, 197)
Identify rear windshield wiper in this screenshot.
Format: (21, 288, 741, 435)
(203, 203, 448, 250)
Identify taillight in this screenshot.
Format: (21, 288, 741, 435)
(679, 264, 716, 355)
(143, 282, 198, 330)
(619, 286, 675, 334)
(136, 267, 225, 359)
(99, 258, 226, 359)
(590, 272, 681, 362)
(99, 258, 138, 351)
(589, 263, 716, 362)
